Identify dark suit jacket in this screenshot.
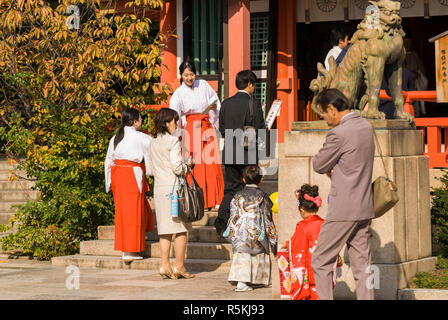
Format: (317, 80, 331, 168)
(379, 67, 416, 119)
(313, 113, 375, 222)
(219, 91, 265, 165)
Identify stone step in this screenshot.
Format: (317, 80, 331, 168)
(0, 170, 29, 180)
(80, 239, 233, 260)
(0, 202, 26, 213)
(98, 225, 226, 243)
(51, 255, 232, 273)
(0, 180, 35, 190)
(0, 212, 14, 225)
(0, 162, 14, 170)
(191, 209, 218, 227)
(0, 171, 13, 180)
(0, 190, 38, 201)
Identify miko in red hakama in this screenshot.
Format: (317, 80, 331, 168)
(111, 159, 154, 252)
(183, 114, 224, 209)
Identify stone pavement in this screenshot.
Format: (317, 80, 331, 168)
(0, 255, 275, 300)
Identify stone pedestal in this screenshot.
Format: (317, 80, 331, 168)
(274, 120, 436, 300)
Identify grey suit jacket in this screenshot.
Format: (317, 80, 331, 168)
(313, 113, 375, 221)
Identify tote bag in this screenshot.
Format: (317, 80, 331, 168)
(372, 129, 399, 219)
(178, 167, 205, 223)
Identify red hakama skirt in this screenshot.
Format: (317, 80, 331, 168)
(111, 159, 154, 252)
(183, 114, 224, 209)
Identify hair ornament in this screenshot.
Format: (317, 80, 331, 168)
(304, 194, 322, 208)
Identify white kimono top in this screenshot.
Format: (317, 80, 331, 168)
(324, 46, 342, 71)
(169, 79, 221, 130)
(104, 126, 152, 193)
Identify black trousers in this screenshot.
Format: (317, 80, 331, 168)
(215, 164, 246, 236)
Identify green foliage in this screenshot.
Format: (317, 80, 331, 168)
(431, 170, 448, 256)
(1, 203, 79, 260)
(412, 256, 448, 289)
(0, 0, 170, 259)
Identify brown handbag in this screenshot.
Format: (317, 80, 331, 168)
(178, 167, 205, 223)
(372, 129, 399, 219)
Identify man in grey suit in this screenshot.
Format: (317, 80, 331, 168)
(311, 88, 375, 300)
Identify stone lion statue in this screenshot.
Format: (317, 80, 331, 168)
(310, 0, 413, 121)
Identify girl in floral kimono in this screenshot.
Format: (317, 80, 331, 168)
(281, 184, 339, 300)
(223, 165, 278, 292)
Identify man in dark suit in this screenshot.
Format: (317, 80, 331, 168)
(379, 67, 416, 119)
(311, 88, 375, 300)
(214, 70, 266, 236)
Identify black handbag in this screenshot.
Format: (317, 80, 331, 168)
(178, 167, 205, 223)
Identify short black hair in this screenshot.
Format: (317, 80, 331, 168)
(316, 88, 350, 112)
(235, 70, 257, 90)
(330, 27, 348, 47)
(242, 165, 263, 185)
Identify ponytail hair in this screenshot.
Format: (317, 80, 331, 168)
(114, 108, 141, 149)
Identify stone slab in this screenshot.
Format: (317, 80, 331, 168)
(0, 191, 38, 201)
(0, 181, 35, 190)
(277, 157, 310, 244)
(2, 257, 274, 300)
(398, 289, 448, 300)
(98, 225, 227, 243)
(405, 157, 420, 261)
(51, 255, 232, 273)
(284, 129, 423, 157)
(333, 256, 437, 300)
(0, 213, 14, 225)
(80, 240, 233, 260)
(292, 119, 412, 131)
(418, 157, 432, 259)
(0, 202, 25, 213)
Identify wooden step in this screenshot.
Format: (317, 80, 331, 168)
(51, 255, 232, 273)
(80, 239, 233, 260)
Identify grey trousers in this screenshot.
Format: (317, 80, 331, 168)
(311, 219, 374, 300)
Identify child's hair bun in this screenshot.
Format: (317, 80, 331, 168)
(297, 184, 320, 213)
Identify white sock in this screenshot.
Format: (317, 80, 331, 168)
(237, 282, 250, 290)
(123, 252, 141, 259)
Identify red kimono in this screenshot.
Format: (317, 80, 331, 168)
(284, 215, 324, 300)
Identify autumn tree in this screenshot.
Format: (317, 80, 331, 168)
(0, 0, 171, 258)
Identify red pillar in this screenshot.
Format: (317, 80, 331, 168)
(227, 0, 251, 96)
(276, 0, 297, 143)
(160, 0, 178, 86)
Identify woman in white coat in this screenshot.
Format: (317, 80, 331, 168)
(149, 108, 194, 279)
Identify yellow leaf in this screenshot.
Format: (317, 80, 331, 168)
(73, 116, 80, 124)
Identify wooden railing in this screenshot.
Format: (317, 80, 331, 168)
(414, 117, 448, 168)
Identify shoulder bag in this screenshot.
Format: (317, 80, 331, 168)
(372, 129, 399, 219)
(239, 96, 257, 149)
(178, 167, 205, 223)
